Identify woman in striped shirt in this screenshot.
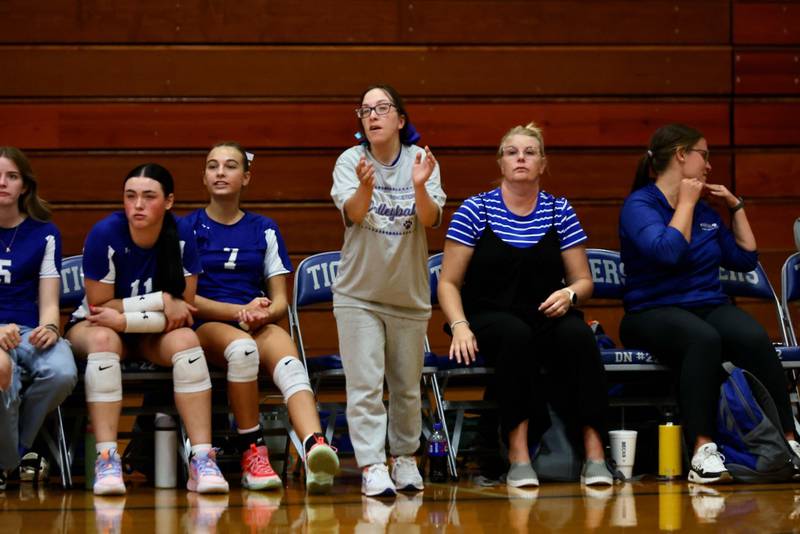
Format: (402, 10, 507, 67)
(437, 122, 613, 488)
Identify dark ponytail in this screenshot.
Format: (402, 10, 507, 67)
(632, 123, 704, 193)
(124, 163, 186, 298)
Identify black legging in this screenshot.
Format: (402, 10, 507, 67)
(470, 309, 609, 449)
(620, 303, 794, 448)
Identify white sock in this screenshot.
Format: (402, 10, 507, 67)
(191, 443, 213, 457)
(237, 424, 260, 434)
(96, 441, 117, 455)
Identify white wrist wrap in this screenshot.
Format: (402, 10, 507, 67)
(123, 311, 166, 333)
(123, 291, 165, 313)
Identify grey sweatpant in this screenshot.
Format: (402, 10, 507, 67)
(0, 326, 77, 470)
(334, 306, 427, 467)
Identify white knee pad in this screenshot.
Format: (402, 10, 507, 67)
(272, 356, 312, 403)
(224, 339, 259, 383)
(172, 347, 212, 394)
(85, 352, 122, 403)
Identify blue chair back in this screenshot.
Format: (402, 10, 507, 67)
(60, 254, 84, 309)
(292, 251, 341, 309)
(428, 252, 443, 306)
(586, 248, 626, 300)
(719, 263, 776, 301)
(782, 252, 800, 304)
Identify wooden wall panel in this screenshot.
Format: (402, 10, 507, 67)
(739, 202, 800, 251)
(4, 46, 731, 98)
(734, 2, 800, 45)
(735, 101, 800, 145)
(735, 50, 800, 95)
(0, 1, 730, 44)
(32, 150, 733, 203)
(0, 102, 731, 150)
(736, 151, 800, 198)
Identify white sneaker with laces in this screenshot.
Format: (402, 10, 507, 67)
(362, 464, 396, 497)
(689, 443, 731, 484)
(391, 456, 424, 492)
(788, 439, 800, 461)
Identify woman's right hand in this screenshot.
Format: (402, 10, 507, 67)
(449, 323, 479, 365)
(678, 178, 704, 206)
(0, 323, 21, 352)
(356, 156, 375, 188)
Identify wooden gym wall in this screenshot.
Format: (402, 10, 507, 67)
(0, 1, 798, 353)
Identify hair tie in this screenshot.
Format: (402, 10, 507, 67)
(245, 151, 254, 164)
(402, 122, 421, 145)
(646, 149, 654, 158)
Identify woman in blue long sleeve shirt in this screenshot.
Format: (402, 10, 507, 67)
(619, 124, 798, 484)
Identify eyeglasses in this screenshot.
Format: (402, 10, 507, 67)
(501, 147, 541, 159)
(355, 102, 396, 119)
(687, 148, 710, 163)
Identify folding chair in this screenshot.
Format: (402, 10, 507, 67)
(779, 252, 800, 416)
(426, 252, 495, 479)
(289, 251, 440, 458)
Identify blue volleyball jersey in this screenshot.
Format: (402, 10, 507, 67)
(0, 218, 62, 327)
(181, 209, 293, 305)
(71, 211, 201, 320)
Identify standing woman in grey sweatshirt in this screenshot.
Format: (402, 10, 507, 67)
(330, 84, 446, 497)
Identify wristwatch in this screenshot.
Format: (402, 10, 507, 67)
(564, 287, 577, 306)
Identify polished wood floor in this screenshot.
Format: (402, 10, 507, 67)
(3, 465, 800, 533)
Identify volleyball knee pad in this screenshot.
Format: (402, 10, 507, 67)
(85, 352, 122, 402)
(171, 347, 212, 394)
(224, 339, 259, 383)
(272, 356, 312, 403)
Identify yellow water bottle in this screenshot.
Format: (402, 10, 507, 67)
(659, 412, 682, 479)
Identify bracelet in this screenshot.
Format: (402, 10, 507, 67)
(450, 319, 470, 330)
(730, 196, 745, 213)
(44, 323, 60, 338)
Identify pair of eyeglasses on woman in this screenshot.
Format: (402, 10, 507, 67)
(501, 147, 541, 159)
(355, 102, 396, 119)
(687, 148, 710, 163)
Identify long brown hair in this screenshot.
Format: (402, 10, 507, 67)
(0, 146, 52, 222)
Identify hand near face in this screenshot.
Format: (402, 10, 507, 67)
(412, 146, 437, 187)
(704, 183, 739, 209)
(677, 178, 704, 207)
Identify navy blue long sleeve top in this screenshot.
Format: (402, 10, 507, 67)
(619, 183, 758, 312)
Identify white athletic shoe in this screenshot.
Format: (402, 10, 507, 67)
(688, 443, 731, 484)
(361, 464, 396, 497)
(391, 456, 424, 492)
(788, 439, 800, 461)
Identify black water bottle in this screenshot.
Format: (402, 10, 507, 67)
(428, 422, 449, 483)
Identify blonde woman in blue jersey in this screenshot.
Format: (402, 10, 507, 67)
(66, 163, 227, 496)
(184, 142, 338, 494)
(0, 147, 77, 490)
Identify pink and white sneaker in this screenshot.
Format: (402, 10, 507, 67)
(93, 449, 126, 496)
(241, 444, 282, 491)
(188, 449, 229, 494)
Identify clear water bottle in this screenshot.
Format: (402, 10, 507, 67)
(427, 422, 449, 483)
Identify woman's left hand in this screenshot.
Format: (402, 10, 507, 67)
(704, 183, 739, 209)
(538, 288, 572, 318)
(163, 293, 198, 331)
(412, 146, 437, 187)
(29, 325, 58, 350)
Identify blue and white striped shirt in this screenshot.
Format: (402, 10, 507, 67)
(445, 188, 587, 250)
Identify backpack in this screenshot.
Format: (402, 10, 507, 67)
(715, 362, 800, 482)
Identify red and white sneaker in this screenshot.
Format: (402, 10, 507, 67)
(304, 433, 339, 495)
(188, 449, 229, 494)
(241, 444, 282, 491)
(93, 449, 126, 496)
